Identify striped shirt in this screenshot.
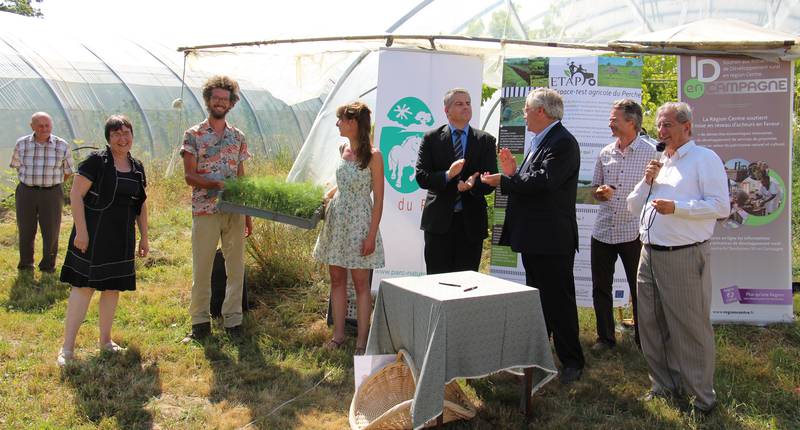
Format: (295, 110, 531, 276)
(9, 134, 75, 187)
(591, 136, 656, 244)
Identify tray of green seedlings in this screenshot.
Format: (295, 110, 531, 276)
(218, 176, 324, 229)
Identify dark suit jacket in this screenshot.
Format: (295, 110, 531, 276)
(499, 122, 579, 255)
(416, 124, 498, 241)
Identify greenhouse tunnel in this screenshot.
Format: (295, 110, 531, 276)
(0, 11, 322, 176)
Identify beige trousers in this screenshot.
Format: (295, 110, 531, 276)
(637, 241, 716, 410)
(189, 213, 245, 327)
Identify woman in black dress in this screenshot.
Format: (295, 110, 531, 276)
(57, 115, 149, 366)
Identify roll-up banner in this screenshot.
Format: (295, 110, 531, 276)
(491, 56, 643, 308)
(372, 49, 484, 291)
(679, 56, 794, 324)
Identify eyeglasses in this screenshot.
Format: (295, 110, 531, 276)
(109, 129, 132, 138)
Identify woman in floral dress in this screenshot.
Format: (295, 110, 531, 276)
(313, 101, 384, 355)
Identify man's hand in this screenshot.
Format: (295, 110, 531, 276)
(645, 160, 663, 185)
(457, 172, 479, 192)
(498, 148, 516, 175)
(480, 172, 501, 187)
(594, 184, 615, 201)
(244, 215, 253, 237)
(650, 199, 675, 214)
(447, 159, 465, 180)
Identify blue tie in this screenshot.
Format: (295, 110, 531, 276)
(453, 129, 464, 160)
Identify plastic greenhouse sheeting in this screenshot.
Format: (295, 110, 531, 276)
(176, 0, 799, 186)
(0, 11, 321, 171)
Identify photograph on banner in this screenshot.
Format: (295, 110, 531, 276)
(679, 55, 794, 324)
(490, 55, 644, 307)
(371, 48, 483, 291)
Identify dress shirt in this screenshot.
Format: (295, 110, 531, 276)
(591, 136, 656, 244)
(626, 140, 728, 246)
(9, 134, 75, 187)
(443, 123, 470, 182)
(520, 120, 559, 172)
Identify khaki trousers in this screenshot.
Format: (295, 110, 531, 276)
(189, 213, 245, 327)
(637, 241, 716, 410)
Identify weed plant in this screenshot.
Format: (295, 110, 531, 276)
(222, 176, 323, 219)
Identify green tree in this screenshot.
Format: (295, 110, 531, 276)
(0, 0, 43, 17)
(641, 55, 678, 133)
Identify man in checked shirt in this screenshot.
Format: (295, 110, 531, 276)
(9, 112, 75, 273)
(589, 99, 656, 351)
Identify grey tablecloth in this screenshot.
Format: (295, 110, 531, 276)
(365, 271, 558, 429)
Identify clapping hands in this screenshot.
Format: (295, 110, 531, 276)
(498, 148, 516, 175)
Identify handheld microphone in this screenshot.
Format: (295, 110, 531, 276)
(656, 141, 665, 152)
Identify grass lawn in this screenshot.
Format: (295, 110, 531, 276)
(0, 159, 798, 430)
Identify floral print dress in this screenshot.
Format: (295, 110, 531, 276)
(313, 158, 384, 269)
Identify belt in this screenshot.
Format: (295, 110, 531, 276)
(647, 240, 707, 251)
(23, 183, 60, 190)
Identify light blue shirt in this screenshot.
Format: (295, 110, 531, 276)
(445, 123, 470, 183)
(521, 120, 559, 171)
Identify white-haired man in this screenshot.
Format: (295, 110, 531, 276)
(481, 88, 585, 385)
(10, 112, 74, 273)
(627, 101, 728, 416)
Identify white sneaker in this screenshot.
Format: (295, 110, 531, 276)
(56, 348, 73, 367)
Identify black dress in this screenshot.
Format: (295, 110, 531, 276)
(60, 154, 146, 291)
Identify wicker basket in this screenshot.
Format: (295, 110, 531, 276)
(349, 351, 476, 429)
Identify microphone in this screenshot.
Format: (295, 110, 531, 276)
(656, 141, 665, 152)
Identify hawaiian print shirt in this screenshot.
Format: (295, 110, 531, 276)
(181, 119, 251, 216)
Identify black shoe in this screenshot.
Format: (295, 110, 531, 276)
(40, 267, 56, 274)
(181, 322, 211, 343)
(590, 341, 615, 352)
(559, 367, 583, 385)
(692, 403, 716, 419)
(225, 325, 243, 338)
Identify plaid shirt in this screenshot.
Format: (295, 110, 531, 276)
(181, 120, 251, 216)
(591, 136, 656, 244)
(9, 134, 75, 187)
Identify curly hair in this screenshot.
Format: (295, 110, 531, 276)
(337, 101, 372, 169)
(201, 75, 240, 106)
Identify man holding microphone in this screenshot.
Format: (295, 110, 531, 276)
(627, 102, 728, 416)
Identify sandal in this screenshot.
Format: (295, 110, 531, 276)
(354, 346, 366, 356)
(100, 341, 125, 353)
(56, 348, 74, 367)
(324, 338, 345, 350)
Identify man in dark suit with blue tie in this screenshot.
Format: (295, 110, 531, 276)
(481, 88, 585, 384)
(416, 88, 498, 274)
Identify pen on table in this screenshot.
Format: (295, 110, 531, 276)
(463, 286, 478, 292)
(438, 282, 461, 287)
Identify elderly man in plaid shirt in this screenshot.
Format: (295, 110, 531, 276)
(590, 99, 656, 351)
(9, 112, 75, 273)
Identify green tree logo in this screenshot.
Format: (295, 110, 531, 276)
(380, 97, 435, 193)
